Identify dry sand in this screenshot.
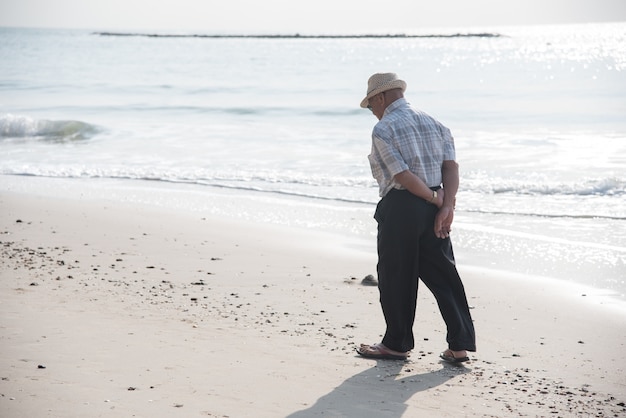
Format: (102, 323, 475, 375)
(1, 186, 625, 417)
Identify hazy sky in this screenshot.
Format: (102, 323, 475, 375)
(1, 0, 625, 33)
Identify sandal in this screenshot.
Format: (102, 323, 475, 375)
(356, 343, 409, 360)
(439, 349, 469, 363)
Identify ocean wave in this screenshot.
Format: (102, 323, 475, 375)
(463, 208, 626, 221)
(465, 176, 626, 197)
(491, 179, 625, 196)
(0, 114, 99, 142)
(2, 170, 625, 221)
(0, 170, 378, 205)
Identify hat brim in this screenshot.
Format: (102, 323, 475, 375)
(360, 80, 407, 108)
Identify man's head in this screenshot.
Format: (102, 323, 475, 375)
(360, 73, 406, 119)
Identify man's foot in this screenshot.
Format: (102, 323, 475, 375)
(356, 343, 409, 360)
(439, 349, 469, 363)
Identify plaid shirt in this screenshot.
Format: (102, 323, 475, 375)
(368, 98, 456, 198)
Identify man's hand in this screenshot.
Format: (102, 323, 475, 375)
(434, 205, 454, 239)
(435, 160, 459, 239)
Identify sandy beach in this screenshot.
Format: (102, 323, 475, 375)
(1, 179, 625, 417)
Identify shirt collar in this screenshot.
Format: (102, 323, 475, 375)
(383, 97, 407, 117)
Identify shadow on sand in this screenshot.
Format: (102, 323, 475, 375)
(286, 356, 470, 417)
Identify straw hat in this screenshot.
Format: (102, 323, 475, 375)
(360, 73, 407, 108)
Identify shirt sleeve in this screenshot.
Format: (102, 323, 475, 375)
(371, 133, 408, 178)
(441, 125, 456, 161)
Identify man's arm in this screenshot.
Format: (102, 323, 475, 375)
(393, 170, 443, 208)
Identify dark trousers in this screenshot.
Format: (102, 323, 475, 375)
(374, 189, 476, 353)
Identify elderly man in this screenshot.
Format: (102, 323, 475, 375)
(356, 73, 476, 363)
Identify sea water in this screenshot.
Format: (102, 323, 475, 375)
(1, 24, 625, 299)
